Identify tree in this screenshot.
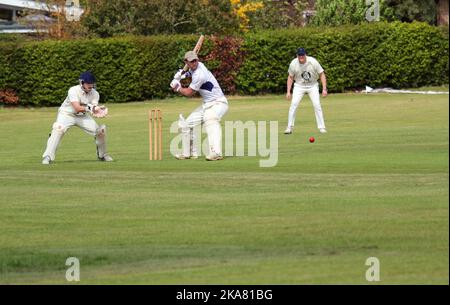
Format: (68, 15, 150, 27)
(250, 0, 309, 30)
(17, 0, 87, 39)
(384, 0, 437, 24)
(230, 0, 264, 31)
(81, 0, 239, 37)
(312, 0, 370, 26)
(312, 0, 394, 26)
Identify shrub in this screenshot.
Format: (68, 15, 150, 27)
(0, 88, 19, 105)
(203, 36, 245, 94)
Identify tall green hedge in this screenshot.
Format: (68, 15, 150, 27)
(0, 35, 212, 106)
(237, 22, 449, 94)
(0, 22, 448, 106)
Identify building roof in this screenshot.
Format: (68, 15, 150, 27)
(0, 1, 84, 33)
(0, 0, 83, 15)
(0, 0, 51, 11)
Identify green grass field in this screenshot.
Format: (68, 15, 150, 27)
(0, 91, 448, 284)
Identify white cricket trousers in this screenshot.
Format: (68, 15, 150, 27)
(288, 84, 326, 129)
(186, 100, 229, 127)
(42, 111, 107, 160)
(55, 111, 100, 136)
(182, 99, 228, 156)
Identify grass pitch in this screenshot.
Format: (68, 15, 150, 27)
(0, 91, 448, 284)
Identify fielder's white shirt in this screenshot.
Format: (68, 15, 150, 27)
(59, 85, 100, 115)
(189, 62, 227, 104)
(288, 56, 324, 88)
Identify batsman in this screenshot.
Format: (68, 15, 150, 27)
(170, 49, 228, 161)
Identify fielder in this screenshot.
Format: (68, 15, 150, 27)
(285, 48, 328, 134)
(170, 51, 228, 161)
(41, 71, 112, 164)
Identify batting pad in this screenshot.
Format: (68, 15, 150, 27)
(95, 125, 108, 158)
(42, 123, 65, 160)
(205, 113, 222, 155)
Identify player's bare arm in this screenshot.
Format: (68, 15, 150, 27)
(320, 72, 328, 97)
(286, 75, 294, 100)
(71, 100, 99, 114)
(170, 79, 197, 97)
(177, 87, 196, 97)
(71, 101, 87, 113)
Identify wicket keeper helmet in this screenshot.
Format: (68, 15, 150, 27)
(79, 71, 96, 84)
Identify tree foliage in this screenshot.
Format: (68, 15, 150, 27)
(17, 0, 88, 39)
(81, 0, 239, 37)
(230, 0, 264, 31)
(312, 0, 395, 26)
(384, 0, 437, 24)
(250, 0, 309, 30)
(9, 0, 444, 39)
(312, 0, 438, 26)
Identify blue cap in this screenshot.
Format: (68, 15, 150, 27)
(79, 71, 96, 84)
(297, 48, 306, 56)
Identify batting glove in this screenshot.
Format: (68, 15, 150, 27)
(174, 69, 191, 81)
(173, 69, 184, 81)
(170, 79, 181, 92)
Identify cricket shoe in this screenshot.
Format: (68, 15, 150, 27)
(206, 153, 223, 161)
(175, 154, 191, 160)
(284, 127, 293, 134)
(42, 155, 51, 165)
(319, 128, 327, 134)
(99, 154, 114, 162)
(189, 149, 199, 159)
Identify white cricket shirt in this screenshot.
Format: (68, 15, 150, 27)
(288, 56, 324, 88)
(189, 62, 226, 104)
(59, 85, 100, 115)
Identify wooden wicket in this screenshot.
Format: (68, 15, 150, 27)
(149, 109, 162, 160)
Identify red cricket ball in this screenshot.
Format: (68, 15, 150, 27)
(309, 137, 315, 143)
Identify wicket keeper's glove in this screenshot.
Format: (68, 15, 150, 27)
(86, 103, 96, 114)
(93, 105, 108, 118)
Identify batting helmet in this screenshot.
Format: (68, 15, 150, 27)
(79, 71, 96, 84)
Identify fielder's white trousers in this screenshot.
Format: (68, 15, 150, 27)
(288, 84, 326, 129)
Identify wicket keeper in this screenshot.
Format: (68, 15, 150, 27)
(41, 71, 113, 164)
